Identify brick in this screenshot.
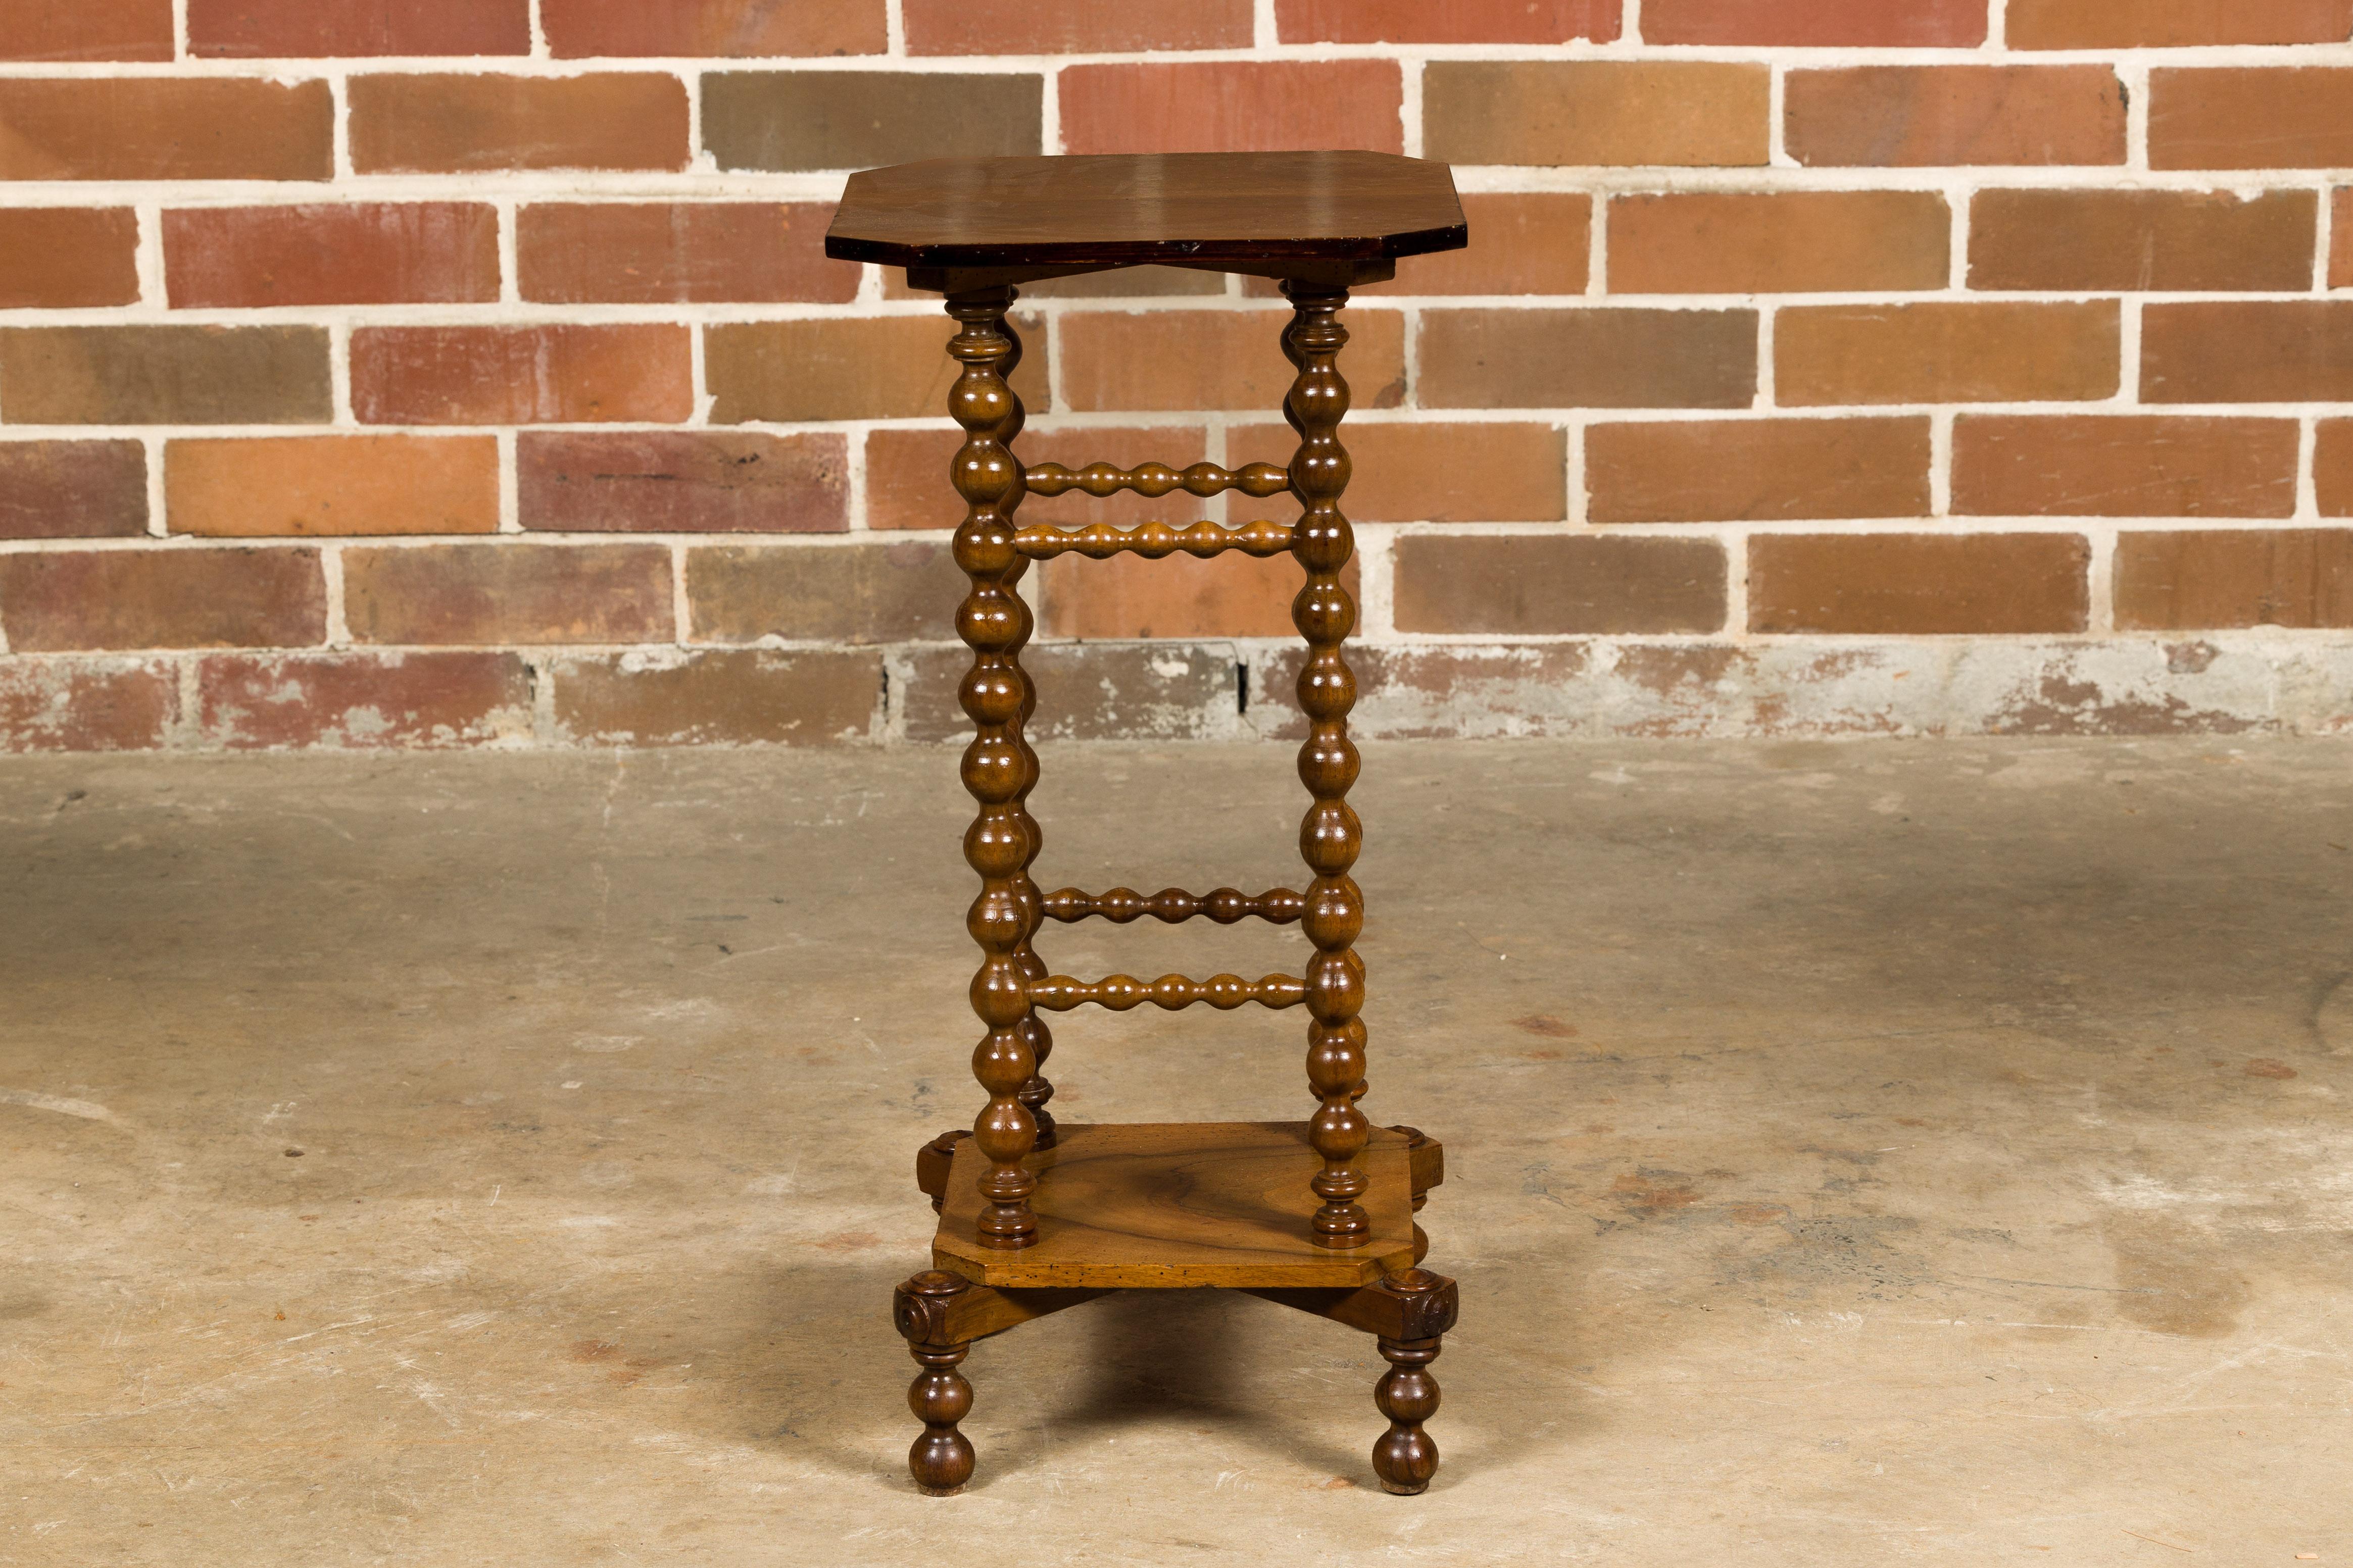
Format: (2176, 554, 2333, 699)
(2150, 70, 2353, 171)
(1968, 189, 2316, 293)
(1279, 0, 1618, 42)
(1952, 417, 2300, 519)
(517, 203, 855, 305)
(707, 315, 1051, 423)
(1587, 417, 1929, 524)
(543, 0, 885, 56)
(1749, 533, 2089, 635)
(1608, 191, 1947, 294)
(1425, 62, 1768, 167)
(0, 659, 175, 752)
(1246, 642, 1597, 743)
(197, 651, 532, 749)
(910, 0, 1251, 51)
(343, 543, 673, 645)
(352, 326, 693, 426)
(0, 209, 140, 308)
(2011, 0, 2353, 48)
(1037, 553, 1355, 639)
(1225, 421, 1567, 522)
(553, 649, 879, 745)
(189, 0, 528, 55)
(1786, 67, 2125, 167)
(164, 204, 500, 309)
(1059, 310, 1403, 414)
(2116, 531, 2353, 630)
(1061, 62, 1402, 156)
(1644, 0, 1984, 43)
(519, 431, 847, 534)
(167, 435, 501, 537)
(1359, 194, 1589, 298)
(703, 72, 1040, 172)
(1417, 308, 1757, 410)
(1393, 534, 1726, 634)
(0, 0, 172, 60)
(349, 74, 689, 175)
(687, 541, 963, 644)
(904, 642, 1240, 744)
(1776, 302, 2119, 406)
(0, 326, 331, 425)
(0, 547, 324, 650)
(0, 79, 332, 181)
(2323, 421, 2353, 515)
(2336, 190, 2353, 289)
(865, 424, 1209, 530)
(0, 440, 147, 539)
(1016, 268, 1229, 300)
(2141, 302, 2353, 403)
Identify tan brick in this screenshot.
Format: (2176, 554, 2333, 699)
(706, 314, 1049, 423)
(164, 204, 500, 308)
(197, 651, 532, 749)
(349, 73, 689, 175)
(909, 0, 1251, 51)
(0, 440, 146, 538)
(0, 659, 175, 752)
(1952, 416, 2300, 519)
(1608, 191, 1948, 294)
(1644, 0, 1983, 43)
(0, 0, 172, 61)
(1037, 551, 1337, 639)
(703, 72, 1040, 172)
(189, 0, 528, 55)
(552, 649, 879, 745)
(1280, 0, 1616, 40)
(1425, 62, 1768, 167)
(687, 541, 963, 644)
(865, 424, 1209, 530)
(2152, 70, 2353, 170)
(2141, 301, 2353, 403)
(519, 431, 847, 534)
(1394, 534, 1726, 634)
(517, 202, 855, 305)
(543, 0, 885, 56)
(2012, 0, 2353, 46)
(2321, 420, 2353, 516)
(1749, 533, 2089, 634)
(0, 79, 332, 181)
(0, 209, 139, 308)
(0, 326, 330, 425)
(1059, 309, 1402, 413)
(1787, 66, 2126, 167)
(1587, 417, 1930, 523)
(903, 642, 1241, 743)
(1359, 194, 1589, 298)
(1776, 302, 2120, 406)
(343, 543, 674, 646)
(1061, 61, 1402, 156)
(167, 436, 500, 538)
(2116, 531, 2353, 630)
(0, 547, 324, 650)
(1417, 308, 1757, 410)
(1226, 421, 1567, 522)
(1968, 189, 2316, 292)
(352, 325, 693, 426)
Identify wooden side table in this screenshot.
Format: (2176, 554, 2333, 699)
(825, 151, 1469, 1497)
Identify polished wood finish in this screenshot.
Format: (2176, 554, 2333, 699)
(1041, 885, 1305, 925)
(1026, 457, 1290, 501)
(1028, 970, 1305, 1012)
(1014, 517, 1296, 562)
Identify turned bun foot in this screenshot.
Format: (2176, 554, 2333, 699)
(1372, 1325, 1443, 1495)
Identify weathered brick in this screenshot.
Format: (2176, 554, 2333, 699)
(1968, 189, 2316, 293)
(1417, 308, 1757, 410)
(1952, 417, 2300, 519)
(343, 544, 674, 645)
(1776, 302, 2119, 406)
(1246, 642, 1598, 742)
(517, 203, 854, 306)
(167, 435, 501, 537)
(189, 0, 528, 55)
(1350, 194, 1589, 298)
(1749, 533, 2089, 634)
(0, 658, 175, 751)
(1061, 62, 1403, 156)
(1644, 0, 1984, 43)
(2116, 531, 2353, 630)
(865, 424, 1209, 531)
(687, 541, 962, 644)
(0, 547, 324, 650)
(2013, 0, 2353, 48)
(352, 326, 693, 426)
(703, 72, 1040, 172)
(1059, 309, 1403, 414)
(1608, 191, 1947, 294)
(1279, 0, 1618, 41)
(1587, 417, 1929, 523)
(910, 0, 1250, 51)
(2336, 189, 2353, 289)
(543, 0, 886, 56)
(1037, 551, 1325, 640)
(707, 315, 1050, 423)
(164, 204, 501, 308)
(1786, 67, 2125, 167)
(1425, 62, 1768, 167)
(1226, 421, 1567, 522)
(1394, 534, 1726, 634)
(2141, 302, 2353, 403)
(197, 651, 532, 749)
(553, 648, 879, 745)
(2321, 421, 2353, 516)
(519, 431, 847, 534)
(0, 209, 140, 308)
(2150, 70, 2353, 171)
(349, 74, 689, 175)
(0, 0, 172, 61)
(0, 440, 146, 539)
(902, 642, 1240, 743)
(0, 326, 331, 425)
(0, 79, 332, 181)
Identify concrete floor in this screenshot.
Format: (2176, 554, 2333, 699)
(3, 738, 2349, 1565)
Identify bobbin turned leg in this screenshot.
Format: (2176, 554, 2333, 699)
(1372, 1332, 1442, 1494)
(896, 1271, 977, 1494)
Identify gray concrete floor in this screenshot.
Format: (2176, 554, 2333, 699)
(3, 738, 2350, 1565)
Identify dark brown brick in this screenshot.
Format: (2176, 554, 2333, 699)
(703, 72, 1040, 172)
(1644, 0, 1983, 43)
(0, 326, 331, 425)
(517, 202, 856, 305)
(167, 435, 501, 537)
(197, 651, 532, 749)
(0, 209, 140, 308)
(0, 440, 146, 539)
(1608, 191, 1948, 294)
(1776, 302, 2119, 405)
(1279, 0, 1618, 42)
(0, 0, 173, 61)
(1952, 416, 2300, 519)
(1059, 309, 1400, 413)
(349, 73, 689, 175)
(1587, 418, 1930, 523)
(1393, 534, 1726, 634)
(2012, 0, 2353, 46)
(1787, 66, 2125, 166)
(1749, 533, 2089, 634)
(343, 543, 674, 646)
(352, 325, 693, 426)
(543, 0, 886, 56)
(2320, 420, 2353, 516)
(1425, 62, 1769, 167)
(2116, 530, 2353, 630)
(0, 658, 175, 752)
(1358, 194, 1589, 297)
(1060, 61, 1403, 155)
(519, 432, 847, 535)
(1417, 308, 1757, 410)
(2141, 302, 2353, 403)
(2151, 70, 2353, 170)
(1968, 189, 2316, 293)
(164, 204, 501, 308)
(189, 0, 529, 55)
(0, 79, 333, 181)
(0, 547, 324, 650)
(688, 541, 963, 645)
(553, 648, 879, 745)
(903, 642, 1241, 743)
(910, 0, 1251, 50)
(707, 316, 1049, 423)
(866, 424, 1208, 530)
(1226, 421, 1567, 522)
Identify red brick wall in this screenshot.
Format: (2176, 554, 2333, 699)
(4, 0, 2353, 748)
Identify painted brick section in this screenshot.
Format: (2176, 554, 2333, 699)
(2009, 0, 2353, 46)
(0, 659, 175, 751)
(1586, 418, 1931, 523)
(0, 0, 173, 62)
(517, 203, 855, 305)
(197, 651, 532, 749)
(166, 436, 502, 537)
(866, 425, 1209, 530)
(1786, 67, 2126, 167)
(188, 0, 530, 56)
(1968, 190, 2317, 294)
(909, 0, 1252, 52)
(0, 327, 332, 425)
(687, 541, 963, 644)
(542, 0, 887, 57)
(1359, 194, 1589, 297)
(0, 548, 325, 650)
(0, 79, 333, 181)
(552, 650, 880, 745)
(1280, 0, 1619, 42)
(703, 73, 1041, 171)
(2116, 531, 2353, 631)
(2150, 70, 2353, 171)
(1643, 0, 1986, 45)
(1060, 310, 1403, 413)
(903, 643, 1240, 743)
(342, 544, 674, 645)
(352, 326, 694, 425)
(0, 209, 140, 308)
(164, 204, 502, 308)
(1750, 534, 2089, 634)
(519, 432, 848, 534)
(1227, 422, 1568, 521)
(1952, 417, 2301, 519)
(1777, 302, 2121, 406)
(2141, 302, 2353, 403)
(2322, 422, 2353, 516)
(1394, 535, 1727, 634)
(1060, 62, 1404, 156)
(1418, 309, 1758, 409)
(0, 441, 148, 539)
(1608, 192, 1948, 294)
(707, 315, 1051, 423)
(1425, 63, 1769, 167)
(348, 74, 691, 175)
